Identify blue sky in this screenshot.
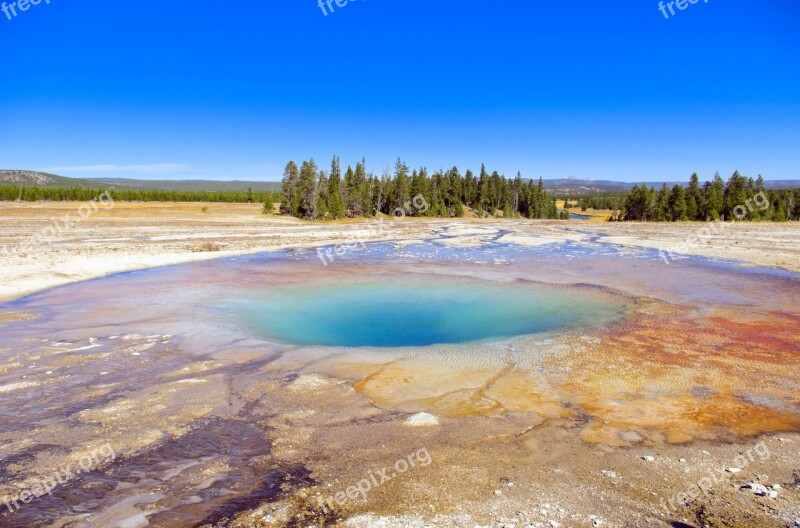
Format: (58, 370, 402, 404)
(1, 0, 799, 182)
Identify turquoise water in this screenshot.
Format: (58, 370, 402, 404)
(228, 280, 621, 347)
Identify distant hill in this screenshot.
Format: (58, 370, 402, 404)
(0, 170, 103, 188)
(543, 178, 800, 195)
(542, 179, 634, 194)
(0, 171, 281, 193)
(86, 178, 282, 193)
(2, 170, 796, 196)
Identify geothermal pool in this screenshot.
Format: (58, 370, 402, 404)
(227, 280, 624, 347)
(0, 236, 799, 526)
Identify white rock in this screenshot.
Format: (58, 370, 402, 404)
(765, 490, 778, 499)
(745, 483, 768, 495)
(601, 470, 617, 478)
(404, 412, 439, 427)
(679, 458, 686, 463)
(548, 522, 560, 528)
(726, 467, 742, 474)
(769, 483, 781, 489)
(642, 456, 655, 462)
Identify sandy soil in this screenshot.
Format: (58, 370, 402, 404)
(1, 201, 799, 302)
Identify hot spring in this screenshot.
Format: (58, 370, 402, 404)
(1, 237, 799, 527)
(224, 280, 623, 347)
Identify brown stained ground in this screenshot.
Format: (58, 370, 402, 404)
(336, 300, 800, 447)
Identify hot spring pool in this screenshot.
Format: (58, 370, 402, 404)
(225, 280, 623, 347)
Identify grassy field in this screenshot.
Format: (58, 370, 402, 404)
(556, 200, 614, 222)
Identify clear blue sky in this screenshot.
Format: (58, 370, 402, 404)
(1, 0, 799, 182)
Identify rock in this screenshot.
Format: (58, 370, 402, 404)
(793, 519, 800, 527)
(404, 412, 439, 427)
(620, 431, 643, 443)
(744, 483, 769, 495)
(601, 470, 618, 478)
(679, 458, 686, 463)
(548, 522, 560, 528)
(494, 489, 502, 495)
(592, 519, 604, 527)
(726, 467, 742, 474)
(642, 456, 655, 462)
(765, 490, 778, 499)
(769, 483, 781, 489)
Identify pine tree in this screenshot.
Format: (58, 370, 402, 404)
(356, 159, 372, 217)
(327, 155, 346, 219)
(706, 173, 724, 219)
(262, 193, 275, 214)
(313, 171, 329, 220)
(393, 158, 410, 213)
(669, 184, 688, 221)
(478, 164, 490, 215)
(656, 184, 670, 221)
(298, 159, 319, 219)
(724, 170, 748, 219)
(687, 173, 701, 220)
(280, 161, 300, 216)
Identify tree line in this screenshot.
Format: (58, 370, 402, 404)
(0, 185, 281, 204)
(279, 156, 562, 220)
(4, 168, 797, 223)
(621, 172, 799, 221)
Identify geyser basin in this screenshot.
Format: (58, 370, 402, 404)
(229, 279, 625, 347)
